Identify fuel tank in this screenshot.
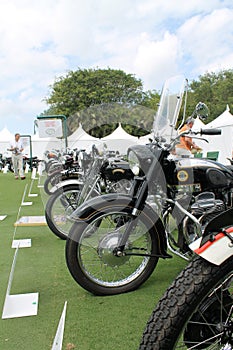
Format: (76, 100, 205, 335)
(101, 159, 134, 181)
(165, 157, 233, 191)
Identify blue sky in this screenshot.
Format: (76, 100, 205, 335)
(0, 0, 233, 136)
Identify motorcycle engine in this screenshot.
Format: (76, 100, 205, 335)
(183, 191, 225, 244)
(191, 192, 225, 224)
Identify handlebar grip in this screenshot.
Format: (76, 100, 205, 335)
(200, 128, 222, 135)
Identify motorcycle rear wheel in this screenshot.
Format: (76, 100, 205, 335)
(139, 255, 233, 350)
(66, 199, 164, 295)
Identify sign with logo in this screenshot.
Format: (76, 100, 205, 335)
(38, 119, 63, 138)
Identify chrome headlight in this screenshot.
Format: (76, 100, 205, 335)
(127, 150, 140, 176)
(127, 145, 155, 176)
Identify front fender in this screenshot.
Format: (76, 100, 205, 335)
(50, 178, 83, 194)
(70, 193, 169, 258)
(70, 193, 134, 222)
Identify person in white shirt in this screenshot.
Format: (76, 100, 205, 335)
(9, 133, 25, 179)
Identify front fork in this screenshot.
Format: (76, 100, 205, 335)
(113, 176, 149, 257)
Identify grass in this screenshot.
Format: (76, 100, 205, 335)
(0, 172, 187, 350)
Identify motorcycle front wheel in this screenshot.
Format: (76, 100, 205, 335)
(139, 255, 233, 350)
(45, 184, 82, 239)
(43, 171, 63, 195)
(66, 199, 164, 295)
(45, 184, 100, 240)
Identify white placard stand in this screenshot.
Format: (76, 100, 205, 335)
(21, 184, 32, 206)
(28, 179, 38, 197)
(51, 301, 67, 350)
(2, 245, 39, 319)
(25, 163, 30, 174)
(31, 167, 38, 180)
(3, 164, 8, 173)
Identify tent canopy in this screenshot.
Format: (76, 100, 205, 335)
(0, 127, 14, 141)
(204, 106, 233, 164)
(67, 124, 102, 152)
(101, 123, 138, 155)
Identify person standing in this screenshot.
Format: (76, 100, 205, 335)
(9, 133, 26, 179)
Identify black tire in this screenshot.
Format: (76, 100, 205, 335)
(45, 159, 60, 173)
(45, 184, 99, 240)
(66, 198, 165, 295)
(45, 184, 82, 240)
(44, 172, 63, 195)
(139, 255, 233, 350)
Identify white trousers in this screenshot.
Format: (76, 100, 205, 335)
(12, 154, 24, 177)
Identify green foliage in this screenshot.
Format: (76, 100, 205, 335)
(67, 103, 156, 138)
(43, 67, 160, 137)
(45, 68, 144, 116)
(44, 67, 233, 136)
(185, 69, 233, 123)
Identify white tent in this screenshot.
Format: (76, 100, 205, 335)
(0, 127, 14, 141)
(0, 127, 14, 154)
(204, 105, 233, 164)
(68, 124, 102, 152)
(138, 132, 154, 145)
(28, 132, 65, 159)
(101, 123, 139, 155)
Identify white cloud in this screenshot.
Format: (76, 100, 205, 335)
(133, 32, 180, 89)
(178, 8, 233, 76)
(0, 0, 232, 134)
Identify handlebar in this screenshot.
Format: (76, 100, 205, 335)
(200, 128, 222, 135)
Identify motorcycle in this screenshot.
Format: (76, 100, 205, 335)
(45, 148, 134, 240)
(0, 153, 14, 172)
(139, 206, 233, 349)
(65, 75, 233, 295)
(43, 149, 86, 195)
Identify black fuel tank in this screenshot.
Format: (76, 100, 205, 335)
(167, 158, 233, 191)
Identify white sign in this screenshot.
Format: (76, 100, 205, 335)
(38, 119, 63, 138)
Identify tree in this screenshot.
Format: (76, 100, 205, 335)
(45, 68, 144, 114)
(44, 67, 156, 137)
(186, 69, 233, 123)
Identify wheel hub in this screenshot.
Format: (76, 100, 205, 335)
(98, 232, 131, 267)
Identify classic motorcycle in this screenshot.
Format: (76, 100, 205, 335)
(45, 149, 134, 239)
(43, 149, 85, 195)
(139, 206, 233, 349)
(65, 75, 233, 295)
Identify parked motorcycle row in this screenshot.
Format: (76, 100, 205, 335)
(42, 75, 233, 349)
(43, 145, 134, 239)
(0, 152, 40, 173)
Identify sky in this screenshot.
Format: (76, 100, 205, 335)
(0, 0, 233, 136)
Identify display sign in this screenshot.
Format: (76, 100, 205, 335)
(38, 119, 63, 138)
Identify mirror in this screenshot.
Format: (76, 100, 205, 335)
(195, 102, 209, 120)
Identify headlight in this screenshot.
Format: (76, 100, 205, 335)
(127, 150, 140, 176)
(127, 145, 155, 176)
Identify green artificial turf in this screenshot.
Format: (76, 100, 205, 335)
(0, 172, 187, 350)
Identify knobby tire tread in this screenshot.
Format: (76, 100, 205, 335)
(139, 255, 233, 350)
